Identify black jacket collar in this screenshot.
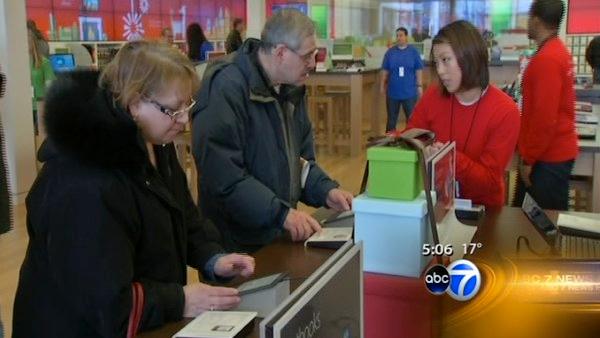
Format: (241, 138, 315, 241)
(42, 70, 147, 170)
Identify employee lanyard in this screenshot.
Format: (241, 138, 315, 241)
(449, 87, 487, 153)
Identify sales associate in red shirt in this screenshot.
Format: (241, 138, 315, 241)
(513, 0, 578, 211)
(407, 20, 520, 207)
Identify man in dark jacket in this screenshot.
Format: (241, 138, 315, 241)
(193, 10, 353, 252)
(225, 18, 244, 54)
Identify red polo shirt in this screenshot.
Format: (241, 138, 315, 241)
(408, 85, 520, 207)
(519, 37, 579, 165)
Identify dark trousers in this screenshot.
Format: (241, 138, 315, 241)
(513, 160, 574, 211)
(386, 96, 417, 132)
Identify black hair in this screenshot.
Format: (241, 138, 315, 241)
(431, 20, 489, 96)
(586, 36, 600, 69)
(396, 27, 408, 36)
(530, 0, 564, 30)
(233, 18, 243, 29)
(186, 23, 208, 62)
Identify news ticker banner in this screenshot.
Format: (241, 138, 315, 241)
(439, 257, 600, 337)
(511, 259, 600, 303)
(425, 256, 600, 304)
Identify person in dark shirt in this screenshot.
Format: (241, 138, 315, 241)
(226, 18, 244, 54)
(193, 10, 353, 252)
(186, 23, 214, 62)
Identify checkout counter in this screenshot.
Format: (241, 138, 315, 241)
(307, 43, 381, 157)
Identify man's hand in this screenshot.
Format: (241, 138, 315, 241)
(283, 209, 321, 241)
(417, 86, 423, 98)
(326, 188, 353, 211)
(214, 253, 255, 278)
(519, 163, 533, 187)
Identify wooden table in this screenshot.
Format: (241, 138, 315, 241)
(305, 69, 381, 157)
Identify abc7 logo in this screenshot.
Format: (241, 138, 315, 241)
(424, 259, 481, 301)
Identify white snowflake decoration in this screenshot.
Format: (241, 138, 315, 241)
(123, 11, 145, 41)
(139, 0, 150, 14)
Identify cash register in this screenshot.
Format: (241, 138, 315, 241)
(331, 43, 365, 72)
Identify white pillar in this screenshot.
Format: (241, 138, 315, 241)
(246, 0, 266, 39)
(0, 0, 38, 204)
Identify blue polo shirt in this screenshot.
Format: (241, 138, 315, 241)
(382, 45, 423, 100)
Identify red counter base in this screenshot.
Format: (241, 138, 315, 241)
(364, 272, 441, 338)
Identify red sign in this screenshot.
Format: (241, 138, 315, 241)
(26, 0, 247, 41)
(568, 0, 600, 34)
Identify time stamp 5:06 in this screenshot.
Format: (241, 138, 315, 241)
(422, 243, 483, 256)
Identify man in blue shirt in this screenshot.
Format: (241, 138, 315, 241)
(380, 27, 424, 131)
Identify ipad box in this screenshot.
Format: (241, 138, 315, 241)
(235, 279, 290, 318)
(367, 146, 423, 201)
(353, 192, 433, 277)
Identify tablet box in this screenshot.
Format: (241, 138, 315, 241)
(367, 146, 423, 200)
(236, 279, 290, 318)
(364, 272, 440, 338)
(354, 192, 432, 277)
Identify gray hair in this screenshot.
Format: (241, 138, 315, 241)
(260, 9, 315, 52)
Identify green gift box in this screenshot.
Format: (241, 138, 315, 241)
(367, 145, 423, 200)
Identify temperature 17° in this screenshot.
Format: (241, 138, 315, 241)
(463, 242, 483, 255)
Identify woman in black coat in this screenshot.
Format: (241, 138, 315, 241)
(13, 41, 255, 338)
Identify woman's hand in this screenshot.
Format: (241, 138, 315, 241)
(182, 283, 240, 317)
(214, 253, 255, 278)
(425, 142, 446, 158)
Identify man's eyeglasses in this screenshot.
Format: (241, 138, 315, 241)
(289, 47, 318, 64)
(146, 98, 196, 119)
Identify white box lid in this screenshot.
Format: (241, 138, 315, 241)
(353, 191, 432, 217)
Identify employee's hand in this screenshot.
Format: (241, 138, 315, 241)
(326, 188, 353, 211)
(519, 163, 533, 187)
(214, 253, 255, 279)
(182, 283, 240, 317)
(425, 142, 446, 158)
(283, 208, 321, 241)
(417, 86, 423, 98)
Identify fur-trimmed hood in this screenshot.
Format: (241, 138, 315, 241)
(41, 70, 146, 169)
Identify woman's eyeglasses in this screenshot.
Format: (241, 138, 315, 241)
(146, 98, 196, 119)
